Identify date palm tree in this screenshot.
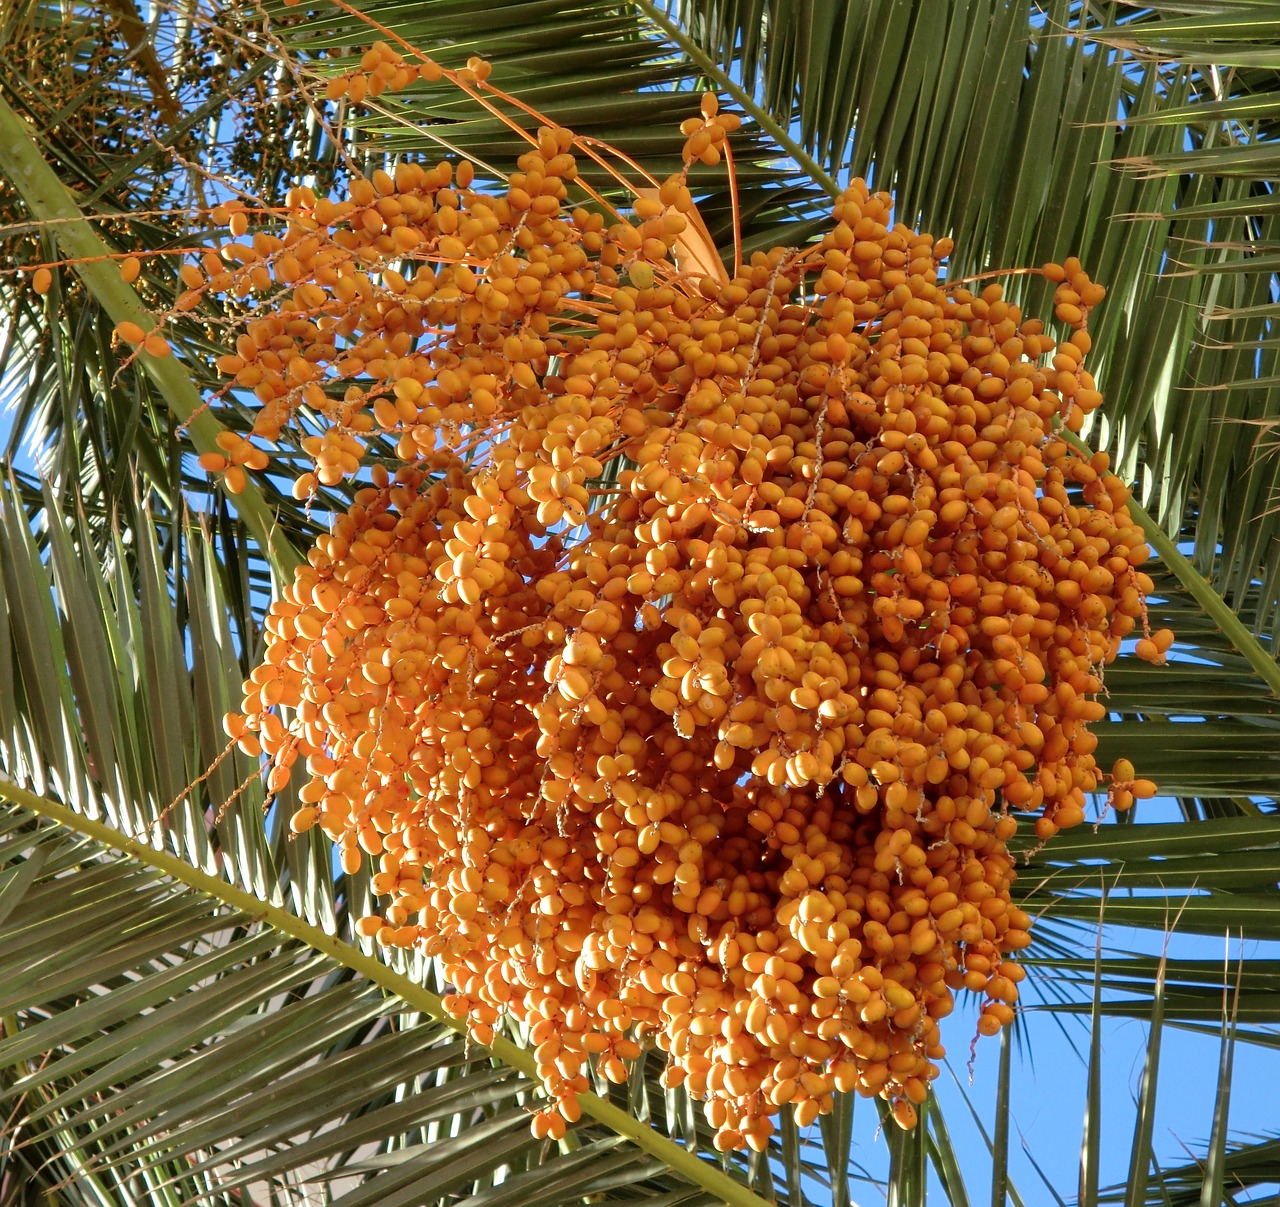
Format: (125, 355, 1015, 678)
(0, 2, 1277, 1203)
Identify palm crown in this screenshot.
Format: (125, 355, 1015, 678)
(0, 2, 1277, 1204)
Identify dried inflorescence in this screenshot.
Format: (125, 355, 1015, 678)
(175, 42, 1164, 1150)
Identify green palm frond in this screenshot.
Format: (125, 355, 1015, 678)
(1094, 567, 1280, 811)
(0, 473, 327, 911)
(1115, 1134, 1280, 1207)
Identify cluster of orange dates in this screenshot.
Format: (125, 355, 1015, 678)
(175, 44, 1164, 1150)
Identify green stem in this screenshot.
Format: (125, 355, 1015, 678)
(1058, 428, 1280, 696)
(634, 1, 843, 201)
(0, 778, 772, 1207)
(0, 92, 301, 580)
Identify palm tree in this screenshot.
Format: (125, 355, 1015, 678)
(0, 1, 1277, 1202)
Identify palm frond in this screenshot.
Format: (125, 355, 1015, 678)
(1111, 1133, 1280, 1206)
